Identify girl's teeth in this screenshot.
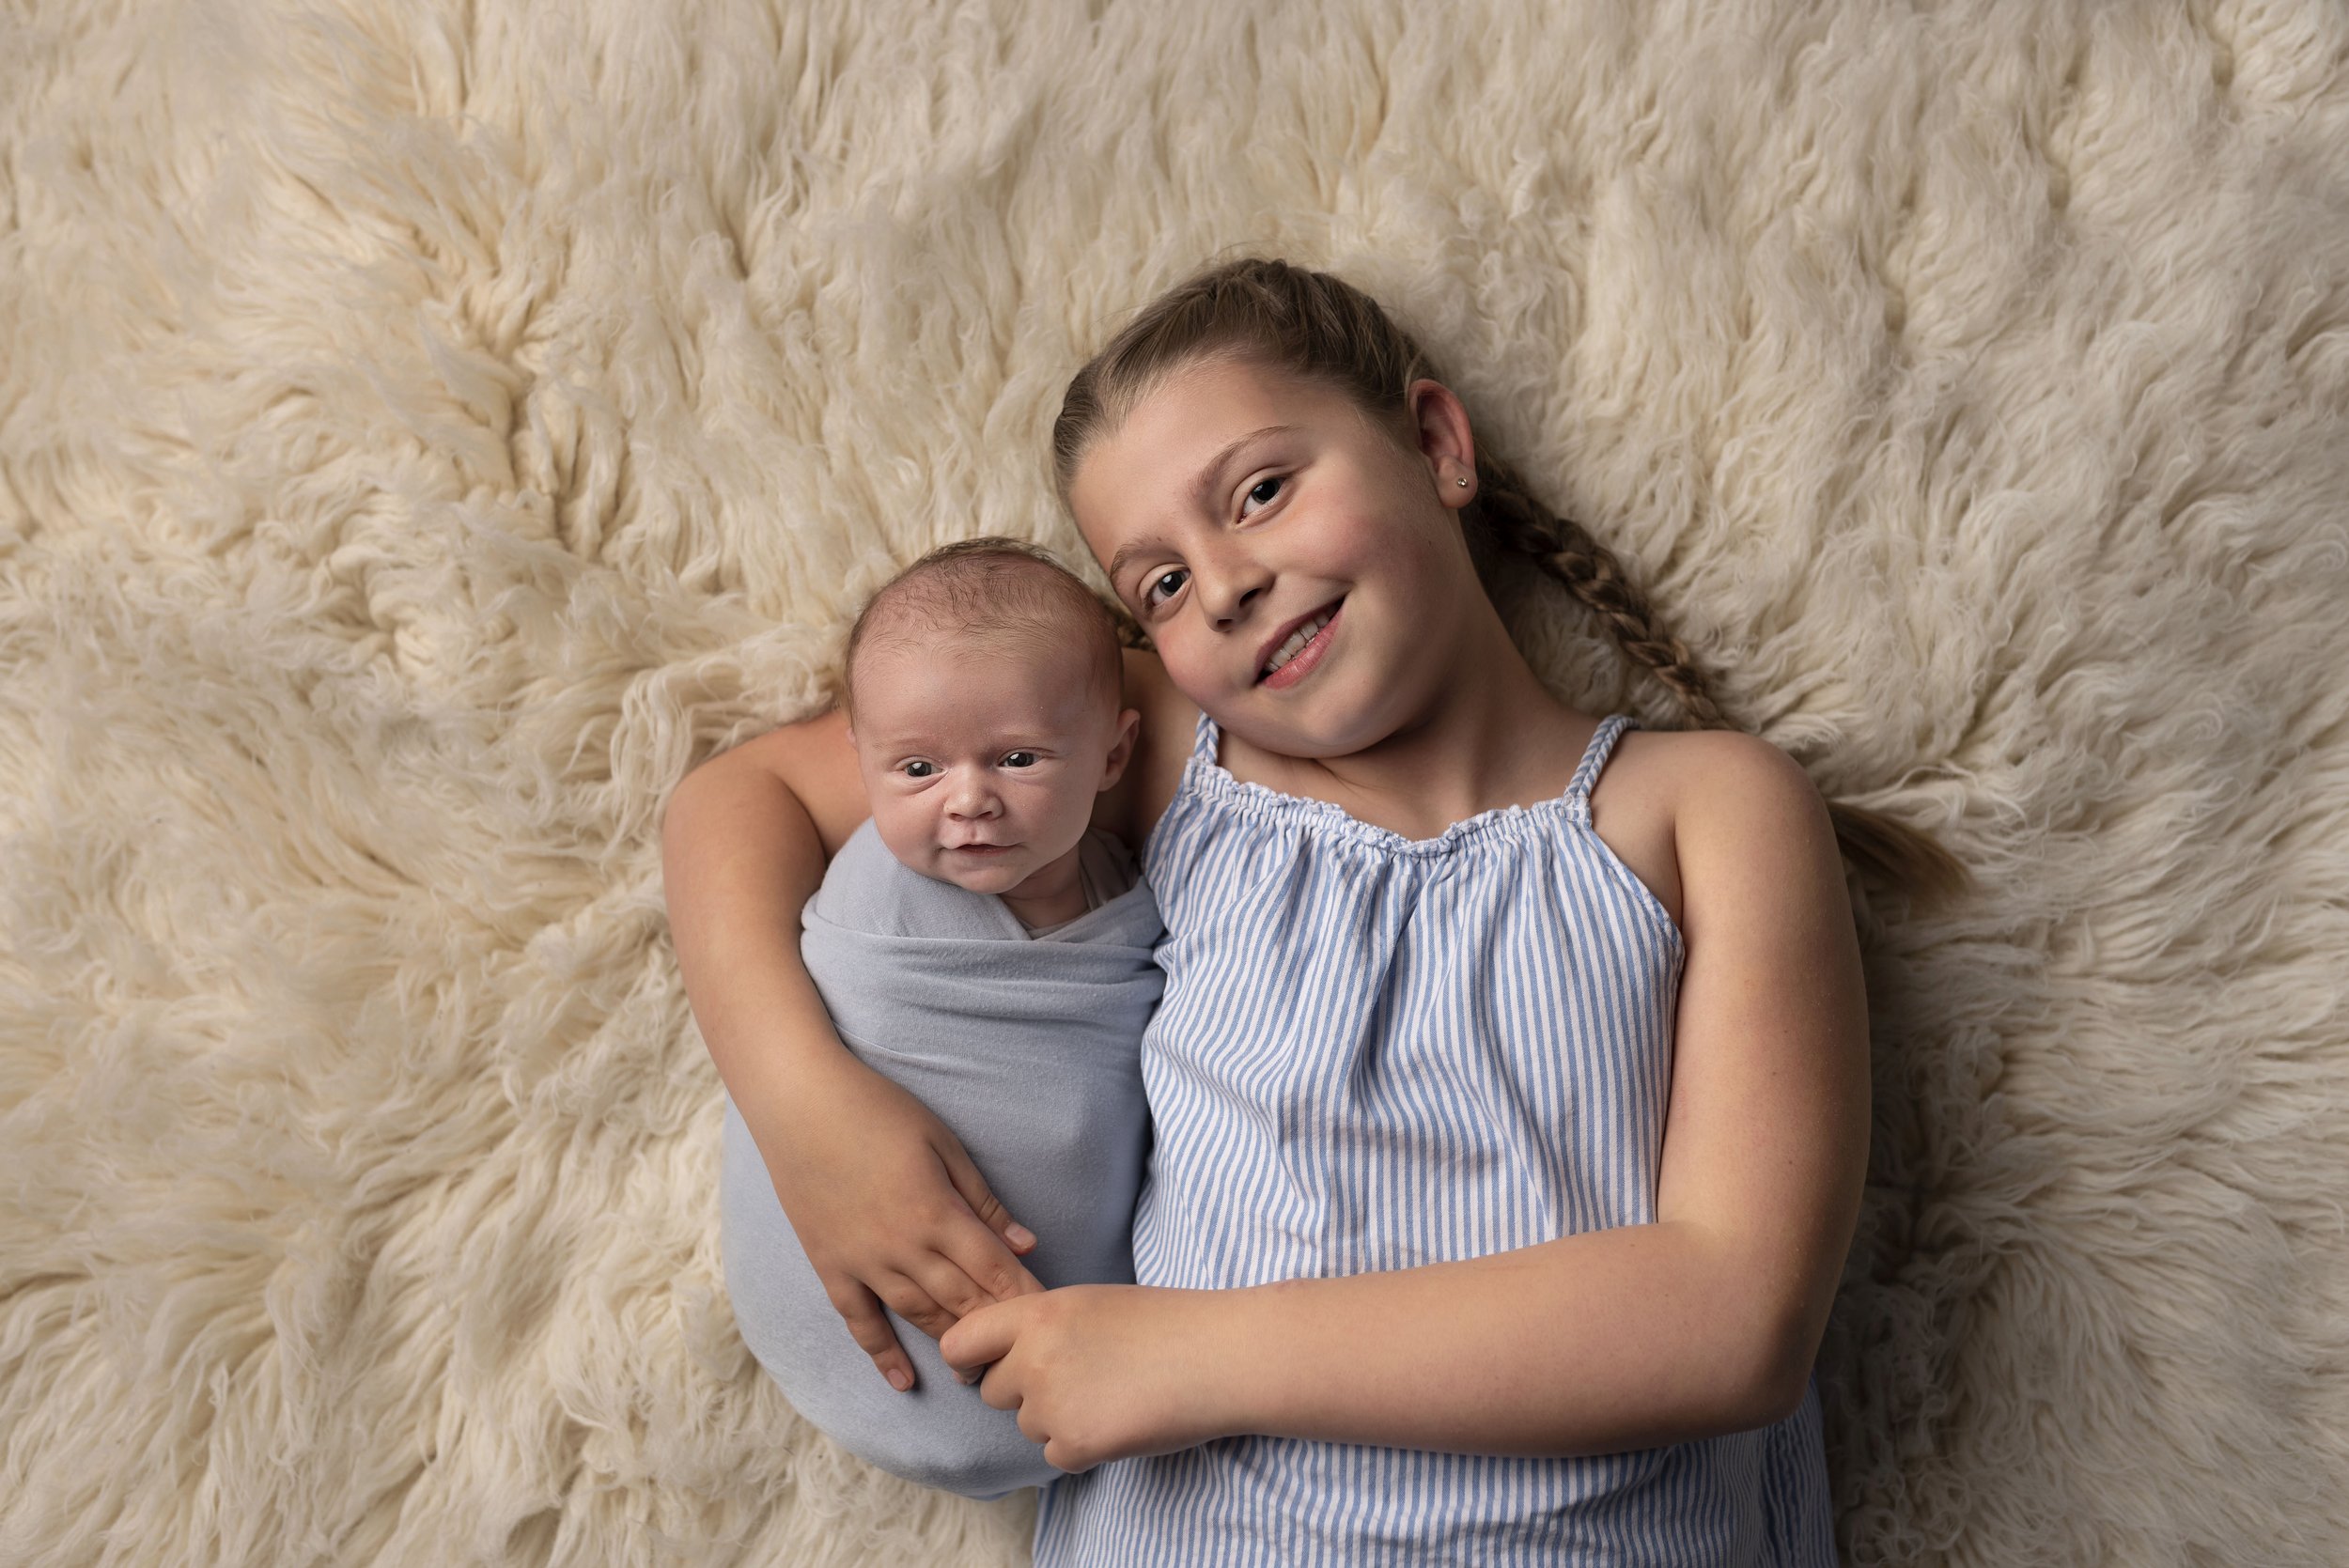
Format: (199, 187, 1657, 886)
(1264, 610, 1333, 675)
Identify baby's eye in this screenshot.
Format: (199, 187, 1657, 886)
(1143, 567, 1189, 609)
(1240, 475, 1284, 515)
(902, 760, 940, 779)
(1000, 751, 1038, 768)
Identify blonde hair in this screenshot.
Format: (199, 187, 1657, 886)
(842, 536, 1125, 717)
(1052, 256, 1970, 905)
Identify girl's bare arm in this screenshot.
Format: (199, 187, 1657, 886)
(661, 709, 1046, 1391)
(1200, 730, 1870, 1452)
(945, 732, 1867, 1461)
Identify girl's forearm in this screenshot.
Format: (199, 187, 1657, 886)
(1210, 1221, 1797, 1456)
(661, 745, 853, 1142)
(665, 728, 1050, 1389)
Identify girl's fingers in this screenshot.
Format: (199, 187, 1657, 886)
(900, 1248, 1001, 1324)
(926, 1160, 1046, 1304)
(870, 1269, 958, 1343)
(932, 1137, 1039, 1260)
(943, 1221, 1047, 1305)
(938, 1297, 1016, 1377)
(973, 1339, 1026, 1410)
(826, 1280, 920, 1392)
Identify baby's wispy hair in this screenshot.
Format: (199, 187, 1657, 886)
(841, 537, 1125, 716)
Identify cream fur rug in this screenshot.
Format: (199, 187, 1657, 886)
(4, 1, 2345, 1562)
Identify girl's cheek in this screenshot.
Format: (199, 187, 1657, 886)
(1156, 646, 1221, 706)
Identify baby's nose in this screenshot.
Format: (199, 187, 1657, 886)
(946, 784, 1000, 817)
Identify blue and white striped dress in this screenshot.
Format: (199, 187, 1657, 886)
(1030, 711, 1838, 1566)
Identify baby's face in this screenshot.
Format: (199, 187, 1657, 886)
(848, 634, 1130, 900)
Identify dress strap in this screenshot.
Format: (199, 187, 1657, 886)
(1563, 713, 1639, 820)
(1190, 708, 1221, 764)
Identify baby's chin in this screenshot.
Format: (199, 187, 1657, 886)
(928, 847, 1034, 893)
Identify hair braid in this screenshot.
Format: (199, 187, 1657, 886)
(1470, 455, 1731, 732)
(1468, 454, 1971, 902)
(1056, 255, 1974, 907)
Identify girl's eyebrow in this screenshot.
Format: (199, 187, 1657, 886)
(1189, 425, 1297, 513)
(1107, 533, 1168, 585)
(1108, 423, 1298, 584)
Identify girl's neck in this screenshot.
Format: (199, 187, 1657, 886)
(1239, 603, 1588, 842)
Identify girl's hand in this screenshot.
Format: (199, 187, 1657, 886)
(937, 1284, 1236, 1473)
(662, 713, 1039, 1392)
(761, 1046, 1046, 1392)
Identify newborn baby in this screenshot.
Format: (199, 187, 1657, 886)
(719, 537, 1163, 1499)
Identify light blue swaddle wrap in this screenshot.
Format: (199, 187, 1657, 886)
(720, 817, 1164, 1499)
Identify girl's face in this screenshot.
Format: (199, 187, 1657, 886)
(1067, 356, 1486, 759)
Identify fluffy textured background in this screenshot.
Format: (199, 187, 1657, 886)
(3, 0, 2345, 1562)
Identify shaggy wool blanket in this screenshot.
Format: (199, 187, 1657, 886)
(3, 1, 2344, 1563)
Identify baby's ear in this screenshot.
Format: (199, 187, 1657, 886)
(1099, 707, 1143, 789)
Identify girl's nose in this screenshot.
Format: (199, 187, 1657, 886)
(1193, 551, 1272, 629)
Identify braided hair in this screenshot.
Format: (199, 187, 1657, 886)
(1052, 256, 1969, 904)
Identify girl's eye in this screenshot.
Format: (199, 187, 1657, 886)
(903, 760, 939, 779)
(1001, 751, 1038, 768)
(1143, 567, 1189, 609)
(1240, 475, 1284, 515)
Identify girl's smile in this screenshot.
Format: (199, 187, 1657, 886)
(1068, 359, 1486, 760)
(1257, 598, 1343, 688)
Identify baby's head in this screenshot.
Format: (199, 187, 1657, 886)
(842, 538, 1138, 901)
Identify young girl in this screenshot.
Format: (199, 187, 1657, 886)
(661, 258, 1968, 1563)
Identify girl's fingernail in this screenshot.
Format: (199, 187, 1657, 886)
(888, 1368, 911, 1391)
(1006, 1224, 1036, 1249)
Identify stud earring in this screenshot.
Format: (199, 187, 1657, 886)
(1455, 475, 1470, 488)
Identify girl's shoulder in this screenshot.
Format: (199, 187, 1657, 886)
(1600, 722, 1831, 943)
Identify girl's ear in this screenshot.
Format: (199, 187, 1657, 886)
(1405, 378, 1479, 509)
(1098, 707, 1143, 790)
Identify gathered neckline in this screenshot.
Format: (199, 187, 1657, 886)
(1149, 710, 1687, 953)
(1176, 713, 1627, 860)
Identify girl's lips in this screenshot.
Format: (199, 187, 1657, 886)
(949, 844, 1015, 854)
(1260, 601, 1342, 691)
